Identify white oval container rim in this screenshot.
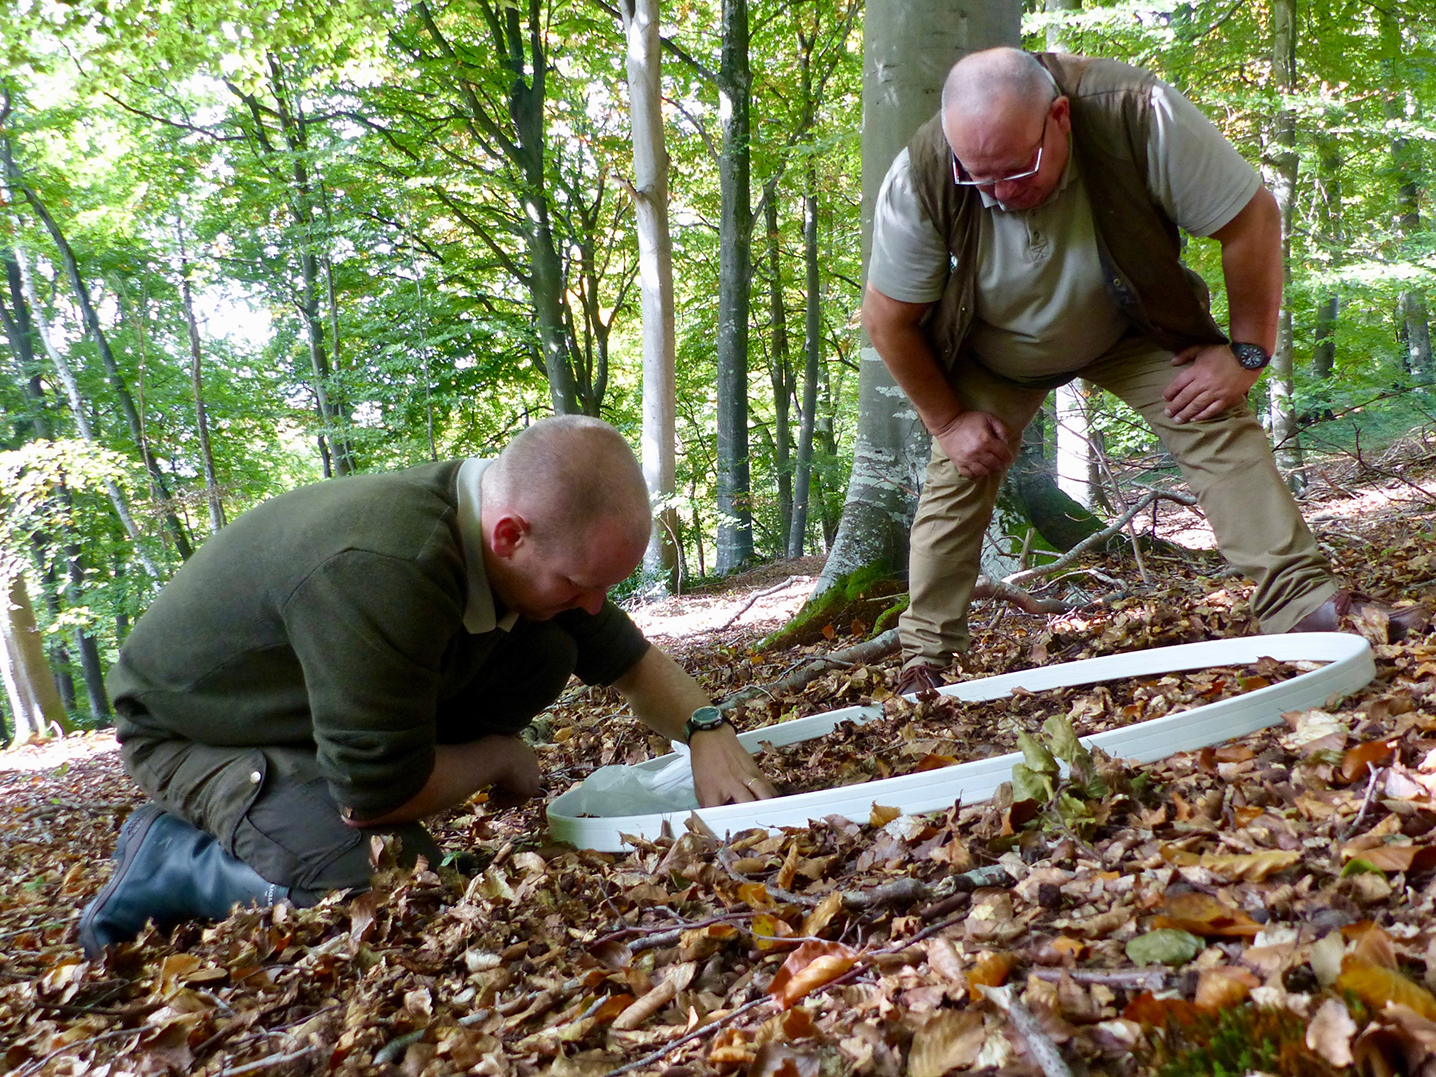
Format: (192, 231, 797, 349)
(547, 632, 1374, 852)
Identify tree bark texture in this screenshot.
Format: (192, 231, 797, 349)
(621, 0, 681, 587)
(1, 567, 73, 740)
(1266, 0, 1304, 491)
(1054, 380, 1100, 510)
(179, 227, 227, 533)
(715, 0, 754, 574)
(817, 0, 1020, 595)
(789, 159, 823, 559)
(764, 189, 795, 549)
(1312, 135, 1342, 381)
(1380, 10, 1433, 383)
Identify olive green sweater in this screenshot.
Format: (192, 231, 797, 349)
(109, 461, 648, 818)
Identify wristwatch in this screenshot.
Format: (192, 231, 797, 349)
(684, 705, 732, 743)
(1231, 342, 1271, 371)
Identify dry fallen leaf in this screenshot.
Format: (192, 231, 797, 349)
(907, 1010, 986, 1077)
(767, 941, 860, 1008)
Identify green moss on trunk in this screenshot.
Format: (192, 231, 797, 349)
(761, 564, 904, 650)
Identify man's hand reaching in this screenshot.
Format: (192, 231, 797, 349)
(690, 725, 777, 806)
(932, 410, 1014, 479)
(1164, 343, 1261, 424)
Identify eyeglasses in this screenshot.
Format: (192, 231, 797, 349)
(951, 113, 1050, 187)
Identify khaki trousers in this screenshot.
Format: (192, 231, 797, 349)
(898, 342, 1337, 667)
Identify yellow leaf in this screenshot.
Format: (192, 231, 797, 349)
(800, 892, 845, 938)
(1338, 956, 1436, 1021)
(869, 804, 901, 827)
(1195, 849, 1302, 882)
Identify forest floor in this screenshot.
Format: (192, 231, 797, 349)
(4, 436, 1436, 1077)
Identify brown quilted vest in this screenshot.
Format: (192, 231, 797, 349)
(905, 52, 1229, 378)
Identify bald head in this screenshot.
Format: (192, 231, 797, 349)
(483, 415, 651, 554)
(941, 47, 1058, 125)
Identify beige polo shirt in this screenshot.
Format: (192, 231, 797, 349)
(868, 77, 1261, 379)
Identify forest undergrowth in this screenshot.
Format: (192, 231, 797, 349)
(3, 442, 1436, 1077)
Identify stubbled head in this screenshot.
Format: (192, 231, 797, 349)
(480, 416, 652, 620)
(940, 47, 1071, 212)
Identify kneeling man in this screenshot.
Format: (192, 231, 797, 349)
(82, 416, 774, 956)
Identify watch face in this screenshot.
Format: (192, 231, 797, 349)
(689, 706, 724, 730)
(1232, 342, 1270, 370)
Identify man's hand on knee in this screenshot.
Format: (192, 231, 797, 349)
(475, 734, 542, 809)
(1164, 344, 1261, 423)
(932, 410, 1014, 479)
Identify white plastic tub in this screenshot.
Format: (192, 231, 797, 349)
(547, 632, 1374, 852)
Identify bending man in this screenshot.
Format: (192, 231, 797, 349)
(81, 416, 774, 956)
(865, 47, 1419, 694)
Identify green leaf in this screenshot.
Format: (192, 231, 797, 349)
(1341, 858, 1386, 878)
(1016, 731, 1058, 778)
(1011, 764, 1054, 805)
(1126, 929, 1204, 967)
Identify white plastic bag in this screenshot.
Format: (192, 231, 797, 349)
(561, 742, 698, 816)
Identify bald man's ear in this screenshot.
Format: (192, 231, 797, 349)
(1051, 95, 1071, 133)
(489, 513, 530, 558)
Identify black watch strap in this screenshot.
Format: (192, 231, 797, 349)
(684, 705, 731, 743)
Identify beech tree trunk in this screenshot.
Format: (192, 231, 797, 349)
(763, 189, 795, 549)
(621, 0, 681, 588)
(1, 568, 74, 741)
(789, 156, 823, 559)
(1054, 381, 1100, 509)
(715, 0, 754, 573)
(1266, 0, 1304, 491)
(1312, 135, 1342, 381)
(1380, 10, 1433, 383)
(814, 0, 1020, 597)
(178, 224, 227, 533)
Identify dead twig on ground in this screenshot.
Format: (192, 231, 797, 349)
(719, 576, 803, 629)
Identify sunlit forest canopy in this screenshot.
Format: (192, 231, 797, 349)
(1, 0, 1432, 733)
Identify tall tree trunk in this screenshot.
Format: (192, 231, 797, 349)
(1266, 0, 1304, 491)
(815, 0, 1021, 597)
(413, 1, 581, 416)
(1379, 10, 1433, 383)
(1312, 135, 1342, 381)
(789, 156, 823, 559)
(715, 0, 754, 573)
(1054, 381, 1100, 509)
(5, 144, 195, 557)
(178, 224, 227, 533)
(1, 566, 74, 740)
(18, 255, 165, 582)
(1043, 0, 1081, 52)
(621, 0, 680, 588)
(763, 187, 795, 551)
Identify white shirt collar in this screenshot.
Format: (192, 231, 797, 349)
(455, 458, 520, 635)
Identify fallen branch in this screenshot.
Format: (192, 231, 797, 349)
(602, 996, 770, 1077)
(718, 629, 899, 711)
(1025, 967, 1168, 991)
(215, 1047, 320, 1077)
(977, 984, 1074, 1077)
(1004, 488, 1198, 589)
(970, 576, 1078, 615)
(719, 576, 803, 629)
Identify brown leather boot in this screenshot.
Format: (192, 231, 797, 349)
(896, 663, 946, 697)
(1290, 589, 1428, 643)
